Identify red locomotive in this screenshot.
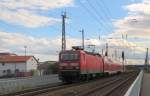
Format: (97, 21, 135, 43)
(58, 47, 122, 82)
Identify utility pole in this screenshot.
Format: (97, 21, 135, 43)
(80, 29, 84, 50)
(115, 49, 117, 60)
(24, 45, 27, 56)
(99, 30, 101, 40)
(61, 12, 67, 51)
(24, 45, 27, 72)
(144, 48, 149, 72)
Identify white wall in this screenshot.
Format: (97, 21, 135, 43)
(26, 57, 38, 71)
(0, 62, 26, 76)
(0, 57, 38, 76)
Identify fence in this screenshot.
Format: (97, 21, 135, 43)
(0, 74, 60, 95)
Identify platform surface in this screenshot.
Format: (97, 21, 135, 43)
(141, 73, 150, 96)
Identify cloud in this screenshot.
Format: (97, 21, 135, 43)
(126, 59, 144, 65)
(0, 0, 74, 28)
(113, 0, 150, 47)
(125, 0, 150, 15)
(0, 9, 60, 28)
(0, 0, 147, 64)
(0, 0, 74, 10)
(0, 31, 107, 61)
(0, 30, 146, 64)
(114, 0, 150, 38)
(0, 31, 81, 61)
(108, 0, 150, 65)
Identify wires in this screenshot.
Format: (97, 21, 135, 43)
(78, 0, 114, 34)
(96, 0, 113, 20)
(86, 0, 112, 31)
(78, 0, 109, 32)
(95, 0, 113, 26)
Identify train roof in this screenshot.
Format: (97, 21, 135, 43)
(60, 50, 102, 57)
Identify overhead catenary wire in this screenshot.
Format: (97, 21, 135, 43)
(86, 0, 112, 32)
(95, 0, 114, 28)
(9, 9, 77, 39)
(95, 0, 112, 21)
(78, 0, 110, 33)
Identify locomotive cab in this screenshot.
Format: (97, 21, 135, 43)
(59, 50, 81, 82)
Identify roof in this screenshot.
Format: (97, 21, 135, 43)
(0, 53, 17, 56)
(0, 56, 33, 63)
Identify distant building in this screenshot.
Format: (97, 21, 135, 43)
(0, 55, 38, 77)
(38, 61, 58, 75)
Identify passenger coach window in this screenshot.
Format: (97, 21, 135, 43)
(61, 54, 78, 60)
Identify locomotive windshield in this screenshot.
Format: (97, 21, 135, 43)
(61, 53, 79, 61)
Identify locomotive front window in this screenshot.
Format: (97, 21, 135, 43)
(61, 53, 79, 61)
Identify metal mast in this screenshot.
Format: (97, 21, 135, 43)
(144, 48, 149, 72)
(80, 29, 85, 50)
(61, 12, 67, 51)
(24, 45, 27, 56)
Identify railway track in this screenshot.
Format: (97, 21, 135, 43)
(79, 72, 138, 96)
(4, 72, 138, 96)
(1, 82, 63, 96)
(37, 72, 138, 96)
(3, 78, 105, 96)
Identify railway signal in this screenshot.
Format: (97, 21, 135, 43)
(105, 43, 108, 57)
(122, 51, 125, 72)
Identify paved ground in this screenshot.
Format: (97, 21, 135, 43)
(141, 73, 150, 96)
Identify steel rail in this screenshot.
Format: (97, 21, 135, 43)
(78, 72, 138, 96)
(102, 74, 137, 96)
(4, 72, 138, 96)
(6, 77, 108, 96)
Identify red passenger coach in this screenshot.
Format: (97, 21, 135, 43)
(58, 49, 122, 82)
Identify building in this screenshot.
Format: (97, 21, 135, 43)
(0, 55, 38, 77)
(38, 61, 58, 75)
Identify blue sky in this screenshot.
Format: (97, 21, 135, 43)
(0, 0, 149, 64)
(0, 0, 142, 39)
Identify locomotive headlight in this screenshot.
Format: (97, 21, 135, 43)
(75, 66, 80, 69)
(60, 63, 67, 66)
(59, 66, 63, 69)
(70, 63, 79, 66)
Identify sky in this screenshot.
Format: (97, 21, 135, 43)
(0, 0, 149, 64)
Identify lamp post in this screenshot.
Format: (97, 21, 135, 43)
(24, 46, 27, 56)
(24, 45, 27, 72)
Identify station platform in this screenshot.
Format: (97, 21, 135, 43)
(141, 73, 150, 96)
